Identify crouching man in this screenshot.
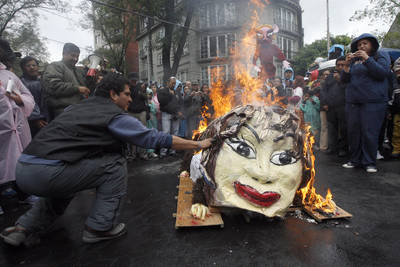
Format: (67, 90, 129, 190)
(0, 73, 212, 246)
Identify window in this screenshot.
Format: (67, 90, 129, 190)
(277, 36, 296, 60)
(199, 2, 237, 28)
(157, 54, 162, 65)
(200, 34, 236, 59)
(274, 7, 297, 33)
(140, 17, 149, 32)
(177, 70, 188, 83)
(201, 64, 229, 86)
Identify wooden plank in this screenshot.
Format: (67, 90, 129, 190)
(175, 176, 224, 228)
(302, 204, 352, 223)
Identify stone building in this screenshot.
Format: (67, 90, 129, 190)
(136, 0, 303, 85)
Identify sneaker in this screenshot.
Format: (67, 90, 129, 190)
(366, 166, 378, 173)
(342, 162, 356, 169)
(0, 226, 27, 246)
(1, 188, 17, 198)
(376, 151, 384, 160)
(0, 206, 4, 215)
(82, 223, 127, 244)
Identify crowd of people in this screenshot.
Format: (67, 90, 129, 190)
(0, 32, 399, 246)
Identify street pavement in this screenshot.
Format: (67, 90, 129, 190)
(1, 151, 400, 267)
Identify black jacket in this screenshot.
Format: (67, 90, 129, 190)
(128, 84, 148, 113)
(157, 87, 180, 115)
(320, 73, 346, 108)
(24, 96, 125, 162)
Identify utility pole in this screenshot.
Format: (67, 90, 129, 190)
(326, 0, 330, 54)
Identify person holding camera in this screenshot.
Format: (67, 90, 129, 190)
(341, 33, 391, 173)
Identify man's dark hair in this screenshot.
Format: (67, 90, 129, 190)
(0, 38, 16, 67)
(20, 56, 39, 70)
(95, 72, 129, 98)
(63, 43, 80, 55)
(336, 56, 346, 64)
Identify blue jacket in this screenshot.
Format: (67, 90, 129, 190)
(342, 33, 391, 104)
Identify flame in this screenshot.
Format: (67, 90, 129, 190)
(297, 125, 336, 214)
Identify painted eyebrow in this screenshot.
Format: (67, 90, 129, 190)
(273, 132, 295, 143)
(243, 124, 261, 144)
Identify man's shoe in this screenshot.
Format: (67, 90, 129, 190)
(366, 166, 378, 173)
(342, 162, 356, 169)
(376, 151, 384, 160)
(0, 206, 4, 216)
(0, 226, 27, 246)
(19, 195, 40, 205)
(82, 223, 127, 244)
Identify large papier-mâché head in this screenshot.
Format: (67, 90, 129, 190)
(198, 105, 310, 218)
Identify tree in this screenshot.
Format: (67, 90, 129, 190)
(350, 0, 400, 25)
(137, 0, 194, 83)
(351, 0, 400, 49)
(80, 0, 139, 73)
(291, 35, 352, 76)
(3, 18, 49, 62)
(0, 0, 67, 36)
(0, 1, 67, 63)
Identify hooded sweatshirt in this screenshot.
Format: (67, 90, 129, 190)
(341, 33, 391, 104)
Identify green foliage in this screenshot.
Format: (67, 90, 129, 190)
(80, 0, 139, 73)
(292, 35, 352, 75)
(0, 0, 67, 63)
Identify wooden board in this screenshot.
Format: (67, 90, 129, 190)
(302, 204, 353, 223)
(174, 176, 224, 229)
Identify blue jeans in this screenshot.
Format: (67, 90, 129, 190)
(161, 112, 179, 155)
(346, 102, 386, 166)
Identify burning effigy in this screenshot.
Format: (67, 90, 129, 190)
(175, 0, 351, 225)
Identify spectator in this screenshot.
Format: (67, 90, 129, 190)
(0, 38, 35, 214)
(389, 58, 400, 158)
(146, 88, 159, 159)
(150, 83, 161, 130)
(341, 33, 391, 173)
(200, 84, 214, 119)
(185, 82, 203, 139)
(42, 43, 90, 120)
(20, 56, 48, 137)
(283, 67, 294, 90)
(0, 73, 213, 246)
(300, 89, 321, 148)
(320, 56, 348, 157)
(319, 70, 331, 151)
(288, 75, 304, 107)
(127, 73, 149, 160)
(158, 77, 182, 157)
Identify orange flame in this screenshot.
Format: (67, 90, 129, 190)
(297, 125, 336, 214)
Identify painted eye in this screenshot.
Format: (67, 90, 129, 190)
(270, 151, 298, 166)
(226, 138, 256, 159)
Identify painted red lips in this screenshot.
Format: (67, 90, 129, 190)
(234, 182, 280, 207)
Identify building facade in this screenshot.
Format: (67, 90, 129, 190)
(136, 0, 303, 86)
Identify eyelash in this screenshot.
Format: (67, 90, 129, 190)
(226, 138, 256, 159)
(270, 150, 299, 166)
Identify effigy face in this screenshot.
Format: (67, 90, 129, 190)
(199, 105, 304, 218)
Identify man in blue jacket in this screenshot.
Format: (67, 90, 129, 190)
(341, 33, 391, 173)
(0, 73, 212, 246)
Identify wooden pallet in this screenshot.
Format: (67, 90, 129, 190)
(174, 175, 224, 229)
(302, 204, 352, 222)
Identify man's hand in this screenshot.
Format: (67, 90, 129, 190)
(323, 105, 329, 111)
(197, 138, 213, 149)
(354, 50, 369, 61)
(6, 92, 23, 106)
(37, 120, 48, 128)
(333, 71, 341, 82)
(78, 86, 90, 97)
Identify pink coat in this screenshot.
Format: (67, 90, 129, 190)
(0, 63, 34, 185)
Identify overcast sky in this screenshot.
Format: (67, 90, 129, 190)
(37, 0, 392, 62)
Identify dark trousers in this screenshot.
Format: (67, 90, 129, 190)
(346, 103, 386, 166)
(327, 106, 347, 152)
(15, 154, 127, 232)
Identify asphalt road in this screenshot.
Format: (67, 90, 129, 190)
(1, 152, 399, 267)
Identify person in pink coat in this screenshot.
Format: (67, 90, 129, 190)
(0, 39, 35, 212)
